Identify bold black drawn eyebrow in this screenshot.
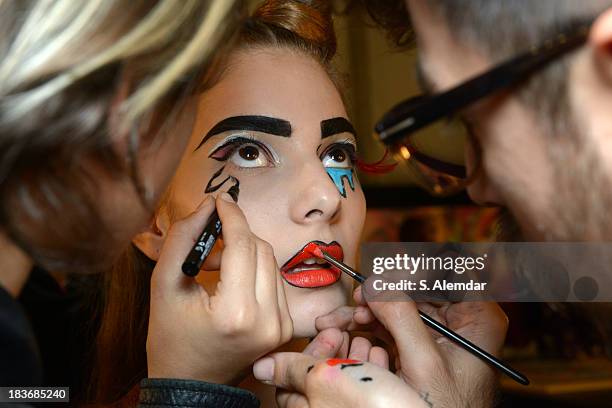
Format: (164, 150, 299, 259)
(321, 117, 356, 139)
(195, 115, 292, 151)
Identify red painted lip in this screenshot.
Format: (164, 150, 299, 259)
(280, 241, 344, 288)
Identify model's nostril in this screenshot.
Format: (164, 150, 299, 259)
(305, 209, 323, 218)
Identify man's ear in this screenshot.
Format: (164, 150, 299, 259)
(591, 8, 612, 49)
(589, 8, 612, 88)
(132, 209, 171, 261)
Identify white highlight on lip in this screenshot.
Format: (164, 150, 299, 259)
(307, 257, 326, 265)
(285, 258, 330, 274)
(303, 257, 326, 265)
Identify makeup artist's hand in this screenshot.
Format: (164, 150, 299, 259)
(254, 328, 428, 408)
(146, 193, 293, 384)
(316, 286, 508, 408)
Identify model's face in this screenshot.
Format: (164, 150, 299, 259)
(164, 48, 366, 337)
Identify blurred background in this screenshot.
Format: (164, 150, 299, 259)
(16, 2, 611, 407)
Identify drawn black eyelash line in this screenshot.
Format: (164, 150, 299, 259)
(317, 137, 354, 151)
(317, 137, 357, 156)
(208, 136, 275, 162)
(320, 141, 358, 164)
(338, 137, 358, 148)
(209, 136, 357, 165)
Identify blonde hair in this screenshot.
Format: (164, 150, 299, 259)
(0, 0, 242, 271)
(0, 0, 237, 126)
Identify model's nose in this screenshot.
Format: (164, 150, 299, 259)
(289, 161, 342, 225)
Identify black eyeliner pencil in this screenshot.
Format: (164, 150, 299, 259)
(181, 183, 240, 277)
(316, 249, 530, 386)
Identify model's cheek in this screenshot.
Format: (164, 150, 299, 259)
(343, 184, 367, 241)
(231, 173, 288, 237)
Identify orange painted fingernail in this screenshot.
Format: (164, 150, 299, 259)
(326, 358, 362, 367)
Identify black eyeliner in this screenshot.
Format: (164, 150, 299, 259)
(209, 136, 257, 158)
(208, 136, 275, 163)
(319, 141, 358, 166)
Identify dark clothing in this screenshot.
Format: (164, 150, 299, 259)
(18, 268, 99, 400)
(0, 284, 43, 387)
(139, 379, 259, 408)
(1, 271, 260, 407)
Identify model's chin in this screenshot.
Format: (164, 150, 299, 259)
(293, 311, 342, 338)
(287, 285, 350, 338)
(292, 321, 318, 338)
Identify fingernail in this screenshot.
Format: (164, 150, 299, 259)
(253, 357, 274, 382)
(326, 358, 361, 366)
(353, 306, 367, 316)
(220, 192, 234, 203)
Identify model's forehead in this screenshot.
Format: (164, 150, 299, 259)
(197, 48, 347, 130)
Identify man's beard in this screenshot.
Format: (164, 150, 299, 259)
(548, 132, 612, 342)
(495, 124, 612, 347)
(547, 126, 612, 241)
(495, 116, 612, 241)
(494, 153, 612, 353)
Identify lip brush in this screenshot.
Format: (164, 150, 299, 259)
(311, 247, 529, 386)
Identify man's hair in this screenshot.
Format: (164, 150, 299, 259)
(360, 0, 413, 47)
(363, 0, 611, 135)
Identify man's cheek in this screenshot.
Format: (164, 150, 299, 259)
(464, 135, 479, 176)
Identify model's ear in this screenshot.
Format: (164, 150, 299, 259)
(132, 209, 171, 261)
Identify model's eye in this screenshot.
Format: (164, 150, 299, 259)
(229, 143, 269, 168)
(209, 137, 276, 168)
(239, 145, 259, 161)
(321, 145, 355, 168)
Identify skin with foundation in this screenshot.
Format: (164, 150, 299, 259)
(133, 47, 367, 404)
(182, 51, 364, 334)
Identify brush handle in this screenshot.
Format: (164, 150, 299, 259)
(321, 252, 365, 283)
(418, 311, 529, 385)
(318, 250, 529, 386)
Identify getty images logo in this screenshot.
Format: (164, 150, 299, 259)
(371, 253, 488, 275)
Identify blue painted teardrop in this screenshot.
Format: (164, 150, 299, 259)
(326, 167, 355, 198)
